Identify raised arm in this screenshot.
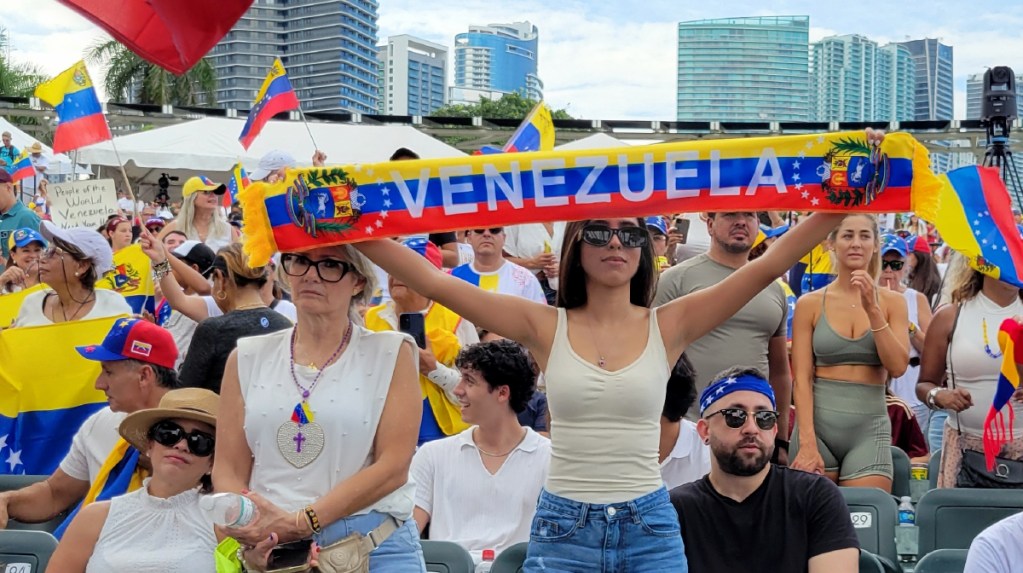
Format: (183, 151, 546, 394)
(355, 240, 555, 356)
(658, 212, 844, 355)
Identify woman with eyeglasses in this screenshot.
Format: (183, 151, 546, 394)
(879, 234, 933, 430)
(354, 144, 874, 573)
(14, 222, 132, 327)
(158, 176, 238, 254)
(790, 215, 910, 494)
(1, 227, 46, 294)
(214, 245, 428, 571)
(176, 244, 291, 393)
(47, 388, 222, 573)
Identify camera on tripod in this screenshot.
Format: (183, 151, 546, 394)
(980, 66, 1022, 205)
(156, 172, 178, 206)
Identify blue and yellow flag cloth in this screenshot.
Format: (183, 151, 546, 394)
(0, 284, 47, 329)
(0, 316, 124, 475)
(34, 60, 111, 154)
(97, 244, 155, 315)
(985, 319, 1023, 471)
(53, 438, 147, 539)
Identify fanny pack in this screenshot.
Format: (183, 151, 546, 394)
(311, 515, 402, 573)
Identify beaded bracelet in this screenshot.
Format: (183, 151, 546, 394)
(303, 505, 322, 534)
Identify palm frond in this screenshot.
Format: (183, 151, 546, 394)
(831, 137, 872, 155)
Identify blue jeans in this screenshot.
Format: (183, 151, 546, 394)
(315, 511, 426, 572)
(524, 487, 686, 573)
(928, 410, 948, 455)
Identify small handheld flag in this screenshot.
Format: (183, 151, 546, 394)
(226, 163, 250, 208)
(9, 152, 34, 183)
(34, 61, 112, 153)
(984, 319, 1023, 470)
(503, 101, 555, 153)
(238, 58, 300, 150)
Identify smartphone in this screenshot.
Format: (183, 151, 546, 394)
(673, 217, 691, 244)
(267, 539, 313, 571)
(399, 312, 427, 349)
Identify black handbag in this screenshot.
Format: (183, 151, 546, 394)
(948, 303, 1023, 489)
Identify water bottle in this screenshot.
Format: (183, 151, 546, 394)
(475, 549, 496, 573)
(897, 496, 915, 527)
(199, 493, 258, 527)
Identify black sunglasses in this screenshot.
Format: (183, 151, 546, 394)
(148, 420, 215, 457)
(580, 224, 649, 248)
(281, 253, 353, 283)
(705, 408, 779, 431)
(882, 260, 905, 271)
(471, 228, 504, 235)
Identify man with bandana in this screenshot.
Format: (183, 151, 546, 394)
(669, 367, 859, 573)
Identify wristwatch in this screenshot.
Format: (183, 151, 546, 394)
(926, 387, 943, 410)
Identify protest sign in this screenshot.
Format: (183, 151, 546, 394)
(48, 179, 119, 229)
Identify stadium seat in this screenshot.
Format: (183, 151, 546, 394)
(914, 548, 968, 573)
(858, 550, 884, 573)
(890, 446, 911, 499)
(840, 487, 899, 566)
(421, 540, 475, 573)
(492, 542, 528, 573)
(929, 448, 942, 490)
(916, 488, 1023, 555)
(0, 474, 71, 533)
(0, 530, 58, 571)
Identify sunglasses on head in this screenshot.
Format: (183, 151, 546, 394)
(705, 408, 779, 430)
(148, 420, 215, 457)
(882, 260, 905, 271)
(580, 224, 649, 248)
(471, 228, 504, 235)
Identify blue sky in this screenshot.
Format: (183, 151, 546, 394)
(7, 0, 1022, 119)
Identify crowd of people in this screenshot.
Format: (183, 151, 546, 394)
(0, 128, 1021, 572)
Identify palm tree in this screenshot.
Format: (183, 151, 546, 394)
(0, 27, 47, 97)
(85, 39, 218, 106)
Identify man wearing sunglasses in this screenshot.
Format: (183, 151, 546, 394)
(669, 367, 859, 573)
(0, 318, 179, 531)
(451, 227, 546, 304)
(654, 212, 792, 464)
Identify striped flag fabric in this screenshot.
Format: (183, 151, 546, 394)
(34, 61, 112, 153)
(238, 58, 300, 150)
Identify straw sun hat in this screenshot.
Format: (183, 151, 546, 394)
(118, 388, 219, 453)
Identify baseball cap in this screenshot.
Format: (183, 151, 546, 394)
(76, 317, 179, 369)
(145, 217, 166, 230)
(880, 234, 908, 257)
(39, 220, 114, 275)
(182, 176, 226, 197)
(645, 216, 668, 236)
(173, 240, 216, 276)
(402, 237, 443, 269)
(907, 235, 931, 254)
(0, 170, 11, 184)
(251, 149, 297, 181)
(8, 228, 47, 252)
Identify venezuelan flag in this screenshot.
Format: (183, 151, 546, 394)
(226, 163, 251, 208)
(53, 439, 146, 539)
(503, 101, 555, 153)
(97, 244, 155, 315)
(799, 243, 836, 293)
(239, 58, 300, 150)
(34, 61, 111, 154)
(985, 319, 1023, 470)
(0, 284, 47, 329)
(0, 317, 124, 475)
(9, 151, 34, 183)
(931, 166, 1023, 288)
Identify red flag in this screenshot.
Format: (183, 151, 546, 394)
(56, 0, 253, 74)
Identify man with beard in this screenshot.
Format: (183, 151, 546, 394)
(653, 213, 792, 463)
(669, 367, 858, 573)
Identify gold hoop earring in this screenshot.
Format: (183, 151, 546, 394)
(216, 290, 227, 301)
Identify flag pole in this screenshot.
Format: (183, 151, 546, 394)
(296, 107, 320, 152)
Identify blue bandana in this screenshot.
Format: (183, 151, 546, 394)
(699, 374, 776, 416)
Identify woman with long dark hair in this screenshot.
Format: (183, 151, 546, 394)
(906, 235, 942, 306)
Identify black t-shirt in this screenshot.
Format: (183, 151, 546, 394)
(178, 307, 292, 393)
(428, 232, 457, 247)
(670, 465, 859, 573)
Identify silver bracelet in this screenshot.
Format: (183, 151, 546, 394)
(153, 259, 172, 281)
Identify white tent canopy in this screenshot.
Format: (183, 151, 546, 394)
(555, 133, 629, 150)
(0, 118, 91, 179)
(77, 117, 466, 201)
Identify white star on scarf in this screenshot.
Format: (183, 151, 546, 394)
(383, 199, 392, 208)
(811, 197, 820, 206)
(795, 182, 804, 191)
(793, 161, 801, 169)
(380, 210, 389, 219)
(797, 150, 806, 159)
(365, 225, 375, 235)
(6, 449, 22, 472)
(0, 434, 7, 451)
(817, 135, 826, 144)
(375, 220, 384, 228)
(801, 191, 810, 199)
(792, 173, 800, 182)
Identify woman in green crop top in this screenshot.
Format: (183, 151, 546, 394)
(790, 214, 910, 492)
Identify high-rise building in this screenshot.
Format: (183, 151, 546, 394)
(966, 71, 1023, 119)
(676, 16, 810, 122)
(209, 0, 380, 115)
(453, 21, 542, 100)
(898, 38, 954, 120)
(377, 35, 447, 116)
(809, 35, 914, 122)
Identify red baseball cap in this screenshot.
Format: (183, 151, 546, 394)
(907, 235, 931, 254)
(76, 318, 178, 369)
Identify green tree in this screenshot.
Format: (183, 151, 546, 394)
(0, 27, 47, 97)
(85, 39, 218, 106)
(432, 92, 573, 120)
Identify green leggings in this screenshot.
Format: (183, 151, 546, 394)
(791, 378, 893, 481)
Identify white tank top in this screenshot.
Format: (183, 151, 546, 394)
(237, 326, 417, 518)
(890, 288, 922, 408)
(544, 308, 668, 503)
(86, 481, 216, 573)
(947, 293, 1023, 435)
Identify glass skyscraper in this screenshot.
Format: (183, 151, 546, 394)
(453, 21, 542, 101)
(676, 16, 810, 122)
(810, 35, 914, 122)
(209, 0, 380, 114)
(377, 35, 448, 116)
(898, 38, 954, 120)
